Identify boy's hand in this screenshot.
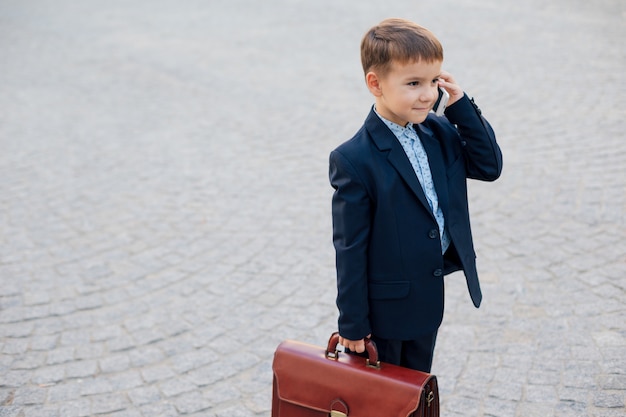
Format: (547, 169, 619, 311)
(339, 334, 371, 353)
(438, 70, 464, 107)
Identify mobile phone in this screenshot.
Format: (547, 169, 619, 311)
(432, 87, 449, 116)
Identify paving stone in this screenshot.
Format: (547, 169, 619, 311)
(106, 336, 136, 353)
(598, 375, 626, 391)
(139, 365, 176, 384)
(593, 392, 625, 409)
(127, 386, 161, 407)
(99, 355, 131, 374)
(482, 398, 518, 417)
(28, 336, 58, 353)
(528, 369, 563, 386)
(0, 406, 25, 417)
(65, 360, 98, 380)
(169, 350, 213, 374)
(11, 387, 46, 406)
(22, 406, 59, 417)
(173, 392, 212, 415)
(488, 380, 523, 402)
(558, 386, 590, 405)
(590, 409, 626, 417)
(1, 324, 33, 339)
(45, 348, 74, 366)
(58, 331, 91, 348)
(128, 346, 165, 368)
(100, 410, 142, 417)
(78, 378, 113, 397)
(158, 377, 197, 398)
(57, 399, 91, 417)
(213, 406, 255, 417)
(105, 371, 144, 391)
(138, 402, 178, 417)
(30, 367, 64, 386)
(2, 340, 29, 356)
(89, 393, 130, 415)
(74, 344, 105, 361)
(11, 354, 45, 371)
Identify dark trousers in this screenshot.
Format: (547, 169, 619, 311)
(348, 331, 438, 373)
(371, 332, 438, 372)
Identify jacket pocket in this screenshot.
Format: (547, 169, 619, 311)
(368, 281, 410, 300)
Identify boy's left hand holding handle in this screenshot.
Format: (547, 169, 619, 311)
(339, 334, 372, 354)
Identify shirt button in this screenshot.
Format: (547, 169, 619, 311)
(428, 229, 438, 239)
(433, 269, 443, 277)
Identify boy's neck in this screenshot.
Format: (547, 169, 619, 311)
(374, 106, 411, 129)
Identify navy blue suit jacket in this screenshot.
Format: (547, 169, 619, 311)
(329, 94, 503, 341)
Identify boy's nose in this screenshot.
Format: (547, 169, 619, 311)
(421, 88, 437, 102)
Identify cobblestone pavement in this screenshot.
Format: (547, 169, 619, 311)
(1, 0, 624, 416)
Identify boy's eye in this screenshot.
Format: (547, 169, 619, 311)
(408, 81, 419, 86)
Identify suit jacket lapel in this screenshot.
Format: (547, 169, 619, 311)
(365, 110, 433, 217)
(387, 144, 434, 216)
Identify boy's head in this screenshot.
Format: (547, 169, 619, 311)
(361, 18, 443, 78)
(360, 19, 445, 126)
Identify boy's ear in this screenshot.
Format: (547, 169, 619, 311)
(365, 71, 383, 96)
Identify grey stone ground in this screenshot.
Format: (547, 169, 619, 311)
(0, 0, 624, 416)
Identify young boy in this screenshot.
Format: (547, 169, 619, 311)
(329, 18, 503, 372)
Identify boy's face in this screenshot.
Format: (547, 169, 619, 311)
(368, 59, 442, 126)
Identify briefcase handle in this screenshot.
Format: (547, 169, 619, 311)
(325, 332, 381, 369)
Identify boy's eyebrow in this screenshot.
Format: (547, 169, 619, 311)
(404, 74, 441, 81)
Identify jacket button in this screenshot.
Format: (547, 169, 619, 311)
(428, 229, 438, 239)
(433, 269, 443, 277)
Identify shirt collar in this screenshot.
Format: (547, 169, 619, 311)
(373, 107, 418, 140)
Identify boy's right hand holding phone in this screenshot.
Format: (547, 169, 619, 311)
(437, 70, 464, 106)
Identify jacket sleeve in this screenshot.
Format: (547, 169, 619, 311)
(329, 149, 372, 340)
(444, 94, 503, 181)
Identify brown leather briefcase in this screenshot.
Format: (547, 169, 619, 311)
(272, 332, 439, 417)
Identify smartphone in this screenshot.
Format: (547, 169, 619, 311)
(432, 87, 449, 116)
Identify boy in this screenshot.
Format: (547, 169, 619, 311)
(329, 18, 502, 372)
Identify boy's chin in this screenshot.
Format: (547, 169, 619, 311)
(410, 115, 429, 124)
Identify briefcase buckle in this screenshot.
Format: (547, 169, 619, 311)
(366, 358, 381, 369)
(325, 349, 339, 360)
(330, 411, 347, 417)
(426, 390, 434, 407)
